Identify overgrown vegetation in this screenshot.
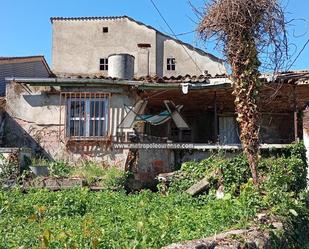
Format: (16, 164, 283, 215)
(198, 0, 288, 184)
(0, 188, 262, 248)
(167, 143, 309, 248)
(70, 161, 128, 190)
(22, 159, 127, 190)
(0, 143, 308, 248)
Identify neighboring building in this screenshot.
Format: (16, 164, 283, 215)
(0, 56, 51, 96)
(51, 16, 226, 77)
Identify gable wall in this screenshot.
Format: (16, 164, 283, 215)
(52, 18, 157, 76)
(52, 18, 226, 77)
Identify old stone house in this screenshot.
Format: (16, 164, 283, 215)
(4, 16, 309, 182)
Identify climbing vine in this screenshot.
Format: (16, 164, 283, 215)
(198, 0, 288, 184)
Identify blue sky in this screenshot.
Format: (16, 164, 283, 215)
(1, 0, 308, 71)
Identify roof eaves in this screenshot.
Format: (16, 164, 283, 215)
(0, 55, 45, 61)
(5, 77, 232, 90)
(50, 16, 127, 23)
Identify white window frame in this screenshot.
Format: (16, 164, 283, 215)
(67, 98, 109, 138)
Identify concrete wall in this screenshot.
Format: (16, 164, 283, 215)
(4, 81, 135, 168)
(52, 17, 226, 77)
(156, 33, 226, 77)
(52, 18, 157, 76)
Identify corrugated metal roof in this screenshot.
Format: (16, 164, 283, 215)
(6, 76, 231, 90)
(55, 71, 309, 84)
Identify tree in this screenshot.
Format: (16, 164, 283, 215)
(198, 0, 287, 184)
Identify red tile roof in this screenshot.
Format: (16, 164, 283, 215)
(55, 73, 228, 84)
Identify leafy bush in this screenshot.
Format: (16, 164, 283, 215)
(48, 160, 72, 178)
(31, 157, 49, 166)
(168, 155, 252, 194)
(71, 161, 128, 190)
(166, 143, 309, 248)
(169, 143, 308, 197)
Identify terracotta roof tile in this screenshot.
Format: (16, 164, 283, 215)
(55, 73, 229, 84)
(50, 16, 127, 23)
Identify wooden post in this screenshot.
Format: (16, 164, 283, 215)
(214, 91, 218, 142)
(293, 86, 298, 141)
(303, 106, 309, 188)
(294, 111, 298, 141)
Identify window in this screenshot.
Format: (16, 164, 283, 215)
(167, 58, 176, 71)
(66, 95, 109, 138)
(102, 27, 109, 33)
(100, 58, 108, 71)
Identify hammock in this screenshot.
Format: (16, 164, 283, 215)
(118, 100, 190, 129)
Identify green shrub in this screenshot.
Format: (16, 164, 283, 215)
(48, 160, 72, 178)
(262, 156, 307, 193)
(71, 161, 128, 190)
(168, 154, 252, 194)
(31, 157, 49, 166)
(166, 143, 309, 248)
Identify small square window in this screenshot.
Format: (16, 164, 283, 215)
(103, 27, 109, 33)
(100, 58, 108, 71)
(167, 58, 176, 71)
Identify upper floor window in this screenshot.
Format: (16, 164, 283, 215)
(167, 58, 176, 71)
(100, 58, 108, 71)
(102, 27, 109, 33)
